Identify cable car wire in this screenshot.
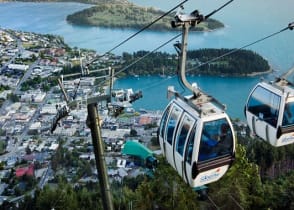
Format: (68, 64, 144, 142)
(204, 0, 233, 20)
(95, 1, 236, 90)
(137, 21, 294, 93)
(113, 33, 182, 78)
(72, 5, 292, 109)
(59, 0, 188, 96)
(65, 0, 188, 98)
(95, 33, 182, 88)
(85, 0, 188, 67)
(63, 0, 233, 97)
(186, 22, 294, 74)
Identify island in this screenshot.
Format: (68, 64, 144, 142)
(66, 0, 224, 31)
(119, 49, 271, 77)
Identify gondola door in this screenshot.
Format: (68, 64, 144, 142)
(164, 103, 183, 169)
(246, 84, 281, 145)
(174, 113, 196, 182)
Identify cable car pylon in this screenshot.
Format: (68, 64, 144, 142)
(52, 67, 114, 210)
(52, 56, 143, 209)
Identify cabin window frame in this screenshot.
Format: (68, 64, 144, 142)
(175, 114, 195, 157)
(159, 104, 171, 139)
(166, 104, 183, 145)
(184, 123, 196, 165)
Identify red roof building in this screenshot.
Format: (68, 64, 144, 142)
(138, 116, 152, 125)
(15, 164, 34, 177)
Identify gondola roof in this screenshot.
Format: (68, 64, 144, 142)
(174, 92, 226, 118)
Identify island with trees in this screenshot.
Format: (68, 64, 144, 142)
(66, 0, 224, 31)
(119, 48, 271, 77)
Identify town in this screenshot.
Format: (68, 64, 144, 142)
(0, 24, 291, 210)
(0, 28, 164, 205)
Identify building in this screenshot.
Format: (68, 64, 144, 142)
(20, 91, 46, 103)
(7, 64, 29, 72)
(0, 90, 12, 100)
(15, 164, 34, 178)
(79, 77, 96, 86)
(29, 122, 41, 134)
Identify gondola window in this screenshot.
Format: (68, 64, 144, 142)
(166, 106, 182, 145)
(198, 118, 233, 161)
(176, 115, 193, 156)
(185, 125, 196, 164)
(247, 85, 280, 127)
(159, 105, 170, 139)
(282, 102, 294, 126)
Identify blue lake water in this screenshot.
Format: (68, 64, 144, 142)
(0, 1, 294, 119)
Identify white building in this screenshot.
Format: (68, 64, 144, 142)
(53, 126, 77, 136)
(40, 104, 58, 115)
(79, 77, 95, 86)
(20, 91, 46, 103)
(8, 63, 29, 71)
(49, 143, 59, 151)
(29, 122, 41, 133)
(0, 75, 19, 88)
(0, 90, 12, 100)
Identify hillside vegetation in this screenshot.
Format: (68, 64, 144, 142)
(66, 1, 224, 31)
(11, 141, 294, 210)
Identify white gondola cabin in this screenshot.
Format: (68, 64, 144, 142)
(159, 5, 236, 188)
(158, 91, 236, 188)
(245, 77, 294, 147)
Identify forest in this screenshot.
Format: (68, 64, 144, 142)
(120, 48, 270, 77)
(66, 1, 223, 31)
(3, 127, 294, 210)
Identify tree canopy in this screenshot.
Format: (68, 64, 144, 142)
(120, 48, 270, 77)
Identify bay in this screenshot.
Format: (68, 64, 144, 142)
(113, 75, 260, 120)
(0, 1, 294, 119)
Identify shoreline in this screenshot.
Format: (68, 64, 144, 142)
(246, 68, 273, 77)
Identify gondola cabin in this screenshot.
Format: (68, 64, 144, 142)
(158, 91, 235, 188)
(245, 79, 294, 147)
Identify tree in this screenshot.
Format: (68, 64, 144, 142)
(130, 129, 137, 137)
(7, 93, 19, 102)
(132, 156, 200, 210)
(36, 183, 79, 210)
(150, 136, 159, 146)
(207, 144, 265, 209)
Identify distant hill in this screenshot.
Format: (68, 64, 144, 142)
(66, 1, 224, 31)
